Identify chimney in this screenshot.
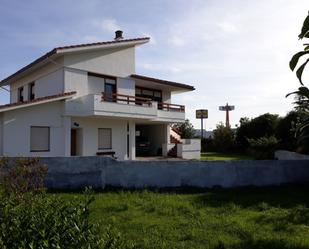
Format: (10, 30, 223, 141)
(115, 30, 123, 40)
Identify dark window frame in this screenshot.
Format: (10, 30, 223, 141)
(30, 126, 50, 152)
(28, 82, 35, 100)
(135, 86, 162, 103)
(98, 128, 112, 150)
(18, 87, 24, 102)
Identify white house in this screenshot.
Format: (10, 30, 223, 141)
(0, 31, 200, 160)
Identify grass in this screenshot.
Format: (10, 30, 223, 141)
(58, 185, 309, 249)
(201, 152, 254, 160)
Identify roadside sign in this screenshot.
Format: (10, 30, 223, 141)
(196, 109, 208, 119)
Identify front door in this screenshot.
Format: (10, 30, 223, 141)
(104, 83, 116, 102)
(71, 129, 77, 156)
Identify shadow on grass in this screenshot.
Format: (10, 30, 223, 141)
(191, 184, 309, 209)
(229, 238, 309, 249)
(48, 184, 309, 209)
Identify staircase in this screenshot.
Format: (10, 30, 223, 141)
(168, 135, 182, 157)
(167, 145, 177, 157)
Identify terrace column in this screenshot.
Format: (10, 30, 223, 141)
(63, 116, 71, 156)
(128, 120, 136, 160)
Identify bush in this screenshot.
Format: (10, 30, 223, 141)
(0, 188, 122, 249)
(212, 123, 236, 152)
(247, 136, 279, 159)
(0, 157, 48, 197)
(236, 114, 280, 149)
(0, 158, 124, 249)
(201, 137, 216, 152)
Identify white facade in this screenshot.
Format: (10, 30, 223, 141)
(0, 36, 198, 160)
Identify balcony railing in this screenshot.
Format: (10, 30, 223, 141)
(101, 93, 185, 112)
(101, 92, 152, 106)
(158, 102, 185, 112)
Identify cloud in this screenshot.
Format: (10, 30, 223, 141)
(167, 35, 186, 47)
(217, 22, 239, 34)
(99, 19, 121, 32)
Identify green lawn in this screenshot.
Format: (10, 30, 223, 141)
(201, 152, 254, 160)
(59, 185, 309, 249)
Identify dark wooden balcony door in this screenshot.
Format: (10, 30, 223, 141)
(104, 83, 116, 102)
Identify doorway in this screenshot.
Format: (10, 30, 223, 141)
(104, 83, 116, 102)
(71, 128, 82, 156)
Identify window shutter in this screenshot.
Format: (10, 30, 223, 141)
(30, 126, 50, 151)
(98, 128, 112, 149)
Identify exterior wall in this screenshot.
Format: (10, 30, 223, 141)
(63, 47, 135, 77)
(88, 75, 105, 94)
(71, 117, 130, 160)
(177, 139, 201, 160)
(1, 101, 67, 156)
(35, 68, 64, 98)
(64, 68, 88, 97)
(20, 157, 309, 189)
(9, 57, 64, 103)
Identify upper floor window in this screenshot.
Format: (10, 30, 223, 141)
(28, 82, 35, 100)
(135, 87, 162, 102)
(18, 87, 24, 102)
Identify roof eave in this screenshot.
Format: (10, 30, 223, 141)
(131, 74, 195, 91)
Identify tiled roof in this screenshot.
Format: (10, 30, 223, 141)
(0, 91, 76, 110)
(1, 37, 150, 85)
(131, 74, 195, 90)
(54, 37, 150, 50)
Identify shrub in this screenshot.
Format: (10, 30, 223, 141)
(0, 157, 48, 197)
(236, 114, 280, 149)
(0, 188, 121, 249)
(0, 158, 125, 249)
(247, 136, 279, 159)
(213, 123, 236, 152)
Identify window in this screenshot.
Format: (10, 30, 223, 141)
(28, 82, 35, 100)
(30, 126, 50, 152)
(135, 87, 162, 103)
(98, 128, 112, 149)
(18, 87, 24, 102)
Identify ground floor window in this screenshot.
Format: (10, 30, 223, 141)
(98, 128, 112, 149)
(30, 126, 50, 152)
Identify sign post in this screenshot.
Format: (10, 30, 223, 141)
(196, 109, 208, 138)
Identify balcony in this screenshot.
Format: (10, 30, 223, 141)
(65, 93, 185, 122)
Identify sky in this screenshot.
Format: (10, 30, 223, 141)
(0, 0, 308, 130)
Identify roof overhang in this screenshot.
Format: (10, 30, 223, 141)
(0, 92, 76, 113)
(0, 37, 150, 86)
(131, 74, 195, 93)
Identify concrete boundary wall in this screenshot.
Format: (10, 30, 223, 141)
(34, 157, 309, 189)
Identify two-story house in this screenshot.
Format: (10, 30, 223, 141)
(0, 31, 198, 160)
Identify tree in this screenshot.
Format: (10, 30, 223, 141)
(287, 11, 309, 153)
(212, 123, 235, 152)
(275, 111, 303, 151)
(172, 119, 195, 139)
(235, 113, 280, 149)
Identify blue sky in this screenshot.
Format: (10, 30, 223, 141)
(0, 0, 308, 129)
